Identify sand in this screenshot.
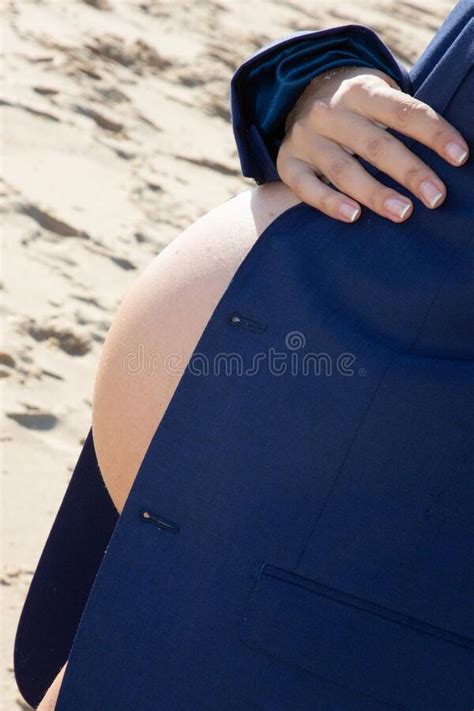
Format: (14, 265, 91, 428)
(1, 0, 456, 708)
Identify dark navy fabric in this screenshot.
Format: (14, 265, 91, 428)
(230, 24, 412, 183)
(230, 26, 412, 181)
(15, 2, 474, 709)
(14, 431, 119, 708)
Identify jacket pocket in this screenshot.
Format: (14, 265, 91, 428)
(239, 563, 473, 710)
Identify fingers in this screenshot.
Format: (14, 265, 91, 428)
(303, 136, 414, 222)
(277, 154, 361, 223)
(278, 72, 469, 224)
(321, 110, 447, 209)
(347, 82, 469, 167)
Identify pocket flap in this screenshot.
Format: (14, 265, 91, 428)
(239, 563, 473, 710)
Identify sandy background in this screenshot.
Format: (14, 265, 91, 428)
(1, 0, 456, 708)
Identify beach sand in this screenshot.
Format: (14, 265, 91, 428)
(1, 0, 455, 707)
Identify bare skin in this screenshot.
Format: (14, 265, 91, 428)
(92, 184, 299, 512)
(37, 665, 66, 710)
(36, 183, 299, 709)
(277, 67, 469, 223)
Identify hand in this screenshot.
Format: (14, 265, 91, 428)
(277, 66, 469, 223)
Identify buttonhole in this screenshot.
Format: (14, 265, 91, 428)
(139, 509, 180, 533)
(229, 312, 267, 334)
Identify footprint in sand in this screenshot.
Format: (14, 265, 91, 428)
(0, 352, 16, 368)
(18, 204, 90, 239)
(25, 320, 92, 356)
(7, 410, 58, 431)
(83, 0, 111, 9)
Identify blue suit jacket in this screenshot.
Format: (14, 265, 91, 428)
(14, 2, 474, 709)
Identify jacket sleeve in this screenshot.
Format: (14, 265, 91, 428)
(230, 24, 413, 183)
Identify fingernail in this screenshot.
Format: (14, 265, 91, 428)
(420, 180, 444, 208)
(384, 198, 412, 220)
(338, 202, 360, 222)
(445, 142, 468, 165)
